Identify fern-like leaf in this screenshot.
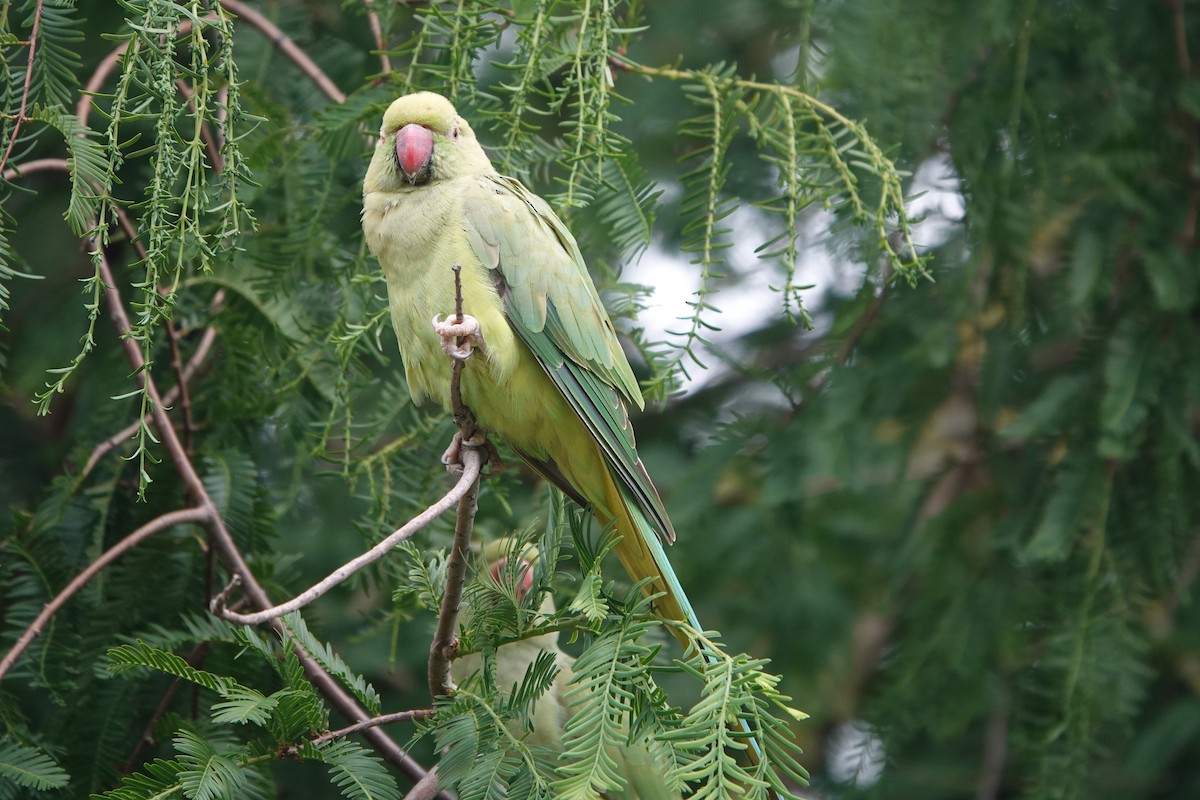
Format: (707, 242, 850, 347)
(318, 739, 400, 800)
(174, 729, 247, 800)
(0, 740, 70, 792)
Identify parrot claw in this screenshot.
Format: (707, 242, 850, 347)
(432, 313, 483, 360)
(441, 430, 487, 473)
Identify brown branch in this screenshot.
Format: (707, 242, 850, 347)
(975, 693, 1009, 800)
(164, 317, 197, 456)
(218, 0, 346, 103)
(428, 264, 485, 699)
(82, 318, 219, 478)
(76, 37, 129, 125)
(293, 708, 437, 753)
(122, 639, 215, 774)
(95, 248, 437, 788)
(403, 767, 443, 800)
(215, 446, 483, 626)
(363, 0, 393, 74)
(427, 455, 482, 698)
(2, 156, 70, 181)
(0, 507, 210, 682)
(1168, 0, 1198, 256)
(0, 0, 43, 175)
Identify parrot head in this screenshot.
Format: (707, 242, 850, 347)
(364, 92, 493, 193)
(479, 538, 540, 603)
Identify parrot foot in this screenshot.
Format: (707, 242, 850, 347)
(432, 313, 483, 360)
(441, 430, 487, 473)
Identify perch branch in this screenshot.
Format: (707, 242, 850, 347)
(427, 455, 482, 698)
(214, 448, 482, 625)
(428, 264, 485, 699)
(94, 246, 436, 788)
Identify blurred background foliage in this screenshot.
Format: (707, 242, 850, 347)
(2, 0, 1199, 798)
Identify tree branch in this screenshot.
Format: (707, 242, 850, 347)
(0, 0, 42, 175)
(427, 452, 482, 698)
(362, 0, 393, 74)
(294, 708, 437, 753)
(214, 446, 483, 626)
(93, 244, 440, 789)
(0, 507, 210, 682)
(403, 767, 443, 800)
(427, 263, 486, 699)
(218, 0, 346, 103)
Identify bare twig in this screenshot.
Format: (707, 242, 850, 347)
(0, 507, 210, 682)
(363, 0, 394, 74)
(428, 264, 485, 699)
(1168, 0, 1198, 256)
(975, 693, 1009, 800)
(0, 0, 43, 175)
(218, 0, 346, 103)
(82, 319, 219, 478)
(164, 320, 197, 455)
(94, 248, 437, 787)
(76, 36, 130, 124)
(403, 767, 442, 800)
(122, 639, 216, 774)
(2, 156, 71, 181)
(214, 447, 483, 625)
(427, 453, 482, 698)
(297, 708, 437, 752)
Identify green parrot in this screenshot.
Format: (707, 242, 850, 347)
(361, 92, 700, 639)
(452, 540, 681, 800)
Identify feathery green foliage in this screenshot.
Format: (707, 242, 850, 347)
(8, 2, 1189, 800)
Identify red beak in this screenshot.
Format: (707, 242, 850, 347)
(394, 123, 434, 184)
(491, 557, 534, 601)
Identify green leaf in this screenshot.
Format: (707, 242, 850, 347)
(210, 685, 280, 727)
(0, 741, 70, 791)
(318, 740, 400, 800)
(280, 613, 382, 716)
(174, 730, 246, 800)
(107, 641, 230, 694)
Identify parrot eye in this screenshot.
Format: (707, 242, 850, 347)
(450, 126, 461, 141)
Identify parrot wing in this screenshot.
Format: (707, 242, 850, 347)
(461, 174, 675, 545)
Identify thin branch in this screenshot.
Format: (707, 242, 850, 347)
(82, 317, 219, 478)
(428, 263, 485, 699)
(94, 247, 438, 788)
(427, 455, 482, 698)
(2, 156, 70, 181)
(301, 708, 437, 752)
(164, 317, 197, 456)
(214, 446, 482, 626)
(403, 767, 442, 800)
(122, 639, 216, 774)
(0, 507, 210, 682)
(0, 0, 43, 175)
(363, 0, 394, 74)
(975, 693, 1009, 800)
(76, 37, 130, 124)
(218, 0, 346, 103)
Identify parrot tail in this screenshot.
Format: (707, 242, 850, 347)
(608, 485, 770, 776)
